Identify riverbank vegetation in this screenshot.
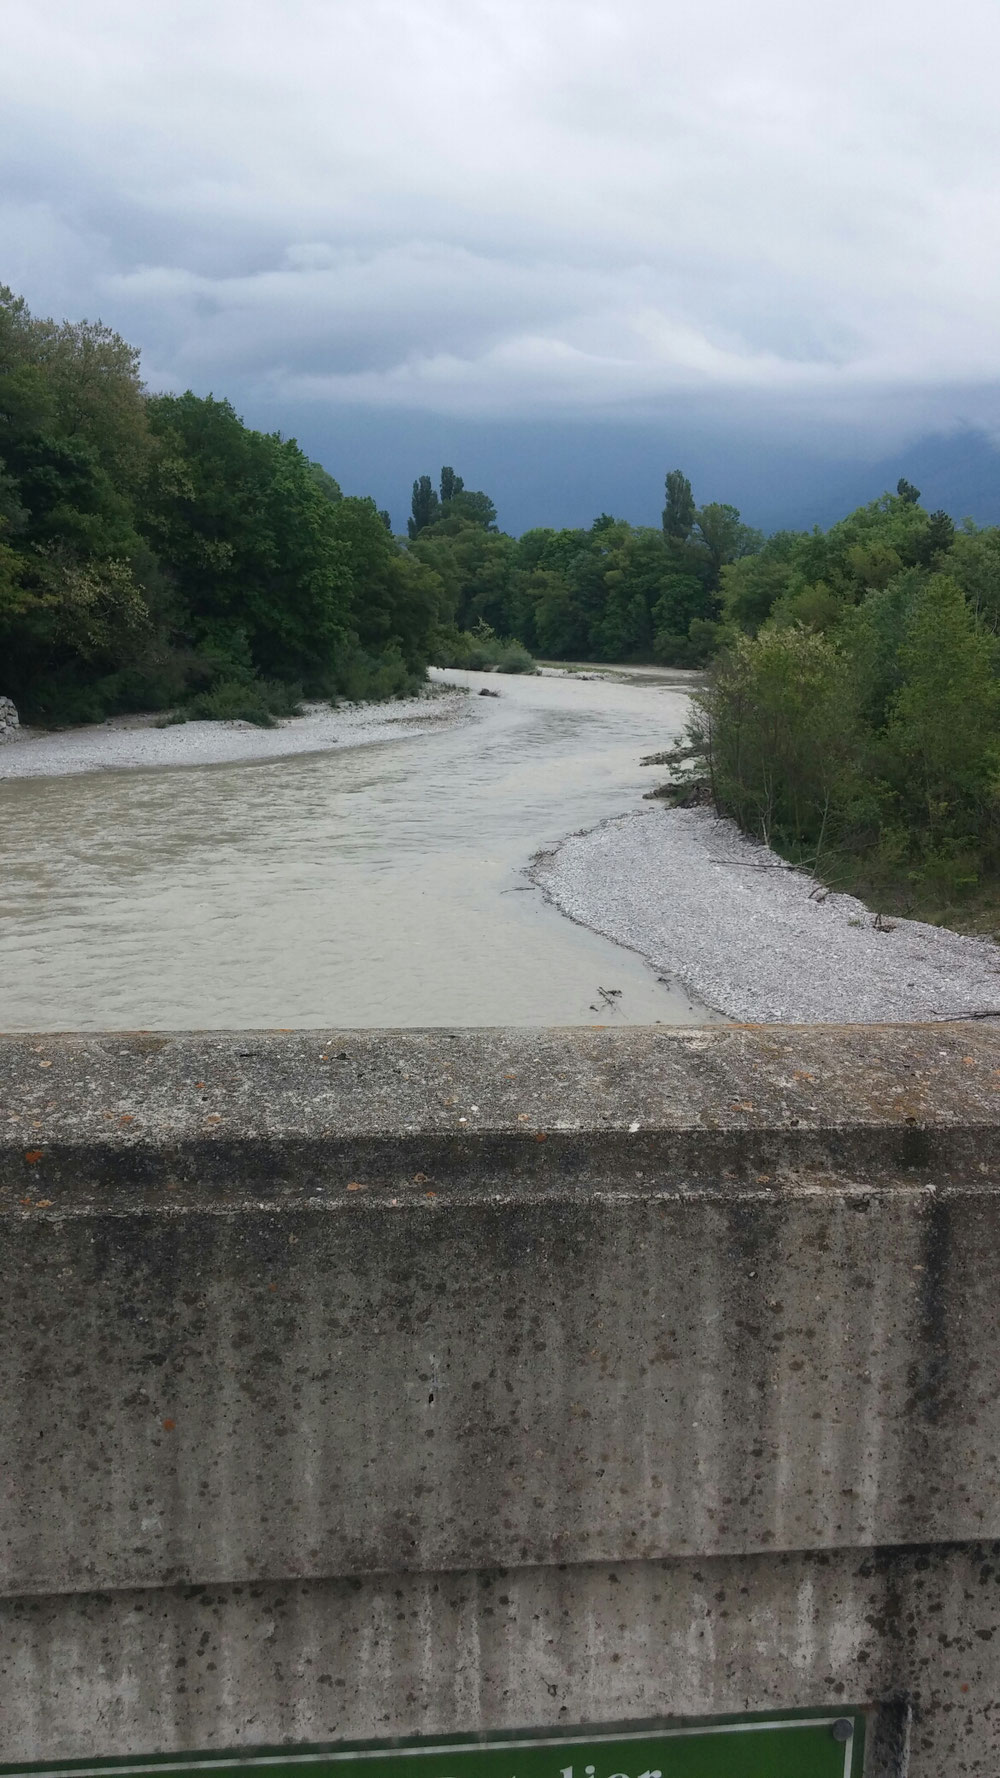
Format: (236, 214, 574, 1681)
(653, 484, 1000, 927)
(0, 285, 442, 724)
(406, 465, 1000, 934)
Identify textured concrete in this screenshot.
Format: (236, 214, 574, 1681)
(11, 1544, 991, 1768)
(3, 1025, 1000, 1773)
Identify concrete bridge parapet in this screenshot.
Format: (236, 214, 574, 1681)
(3, 1023, 1000, 1774)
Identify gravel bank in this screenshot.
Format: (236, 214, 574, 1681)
(0, 691, 470, 779)
(530, 805, 1000, 1023)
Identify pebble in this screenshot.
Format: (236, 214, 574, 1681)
(0, 694, 470, 780)
(530, 806, 1000, 1024)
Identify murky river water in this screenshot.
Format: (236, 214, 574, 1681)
(0, 668, 719, 1030)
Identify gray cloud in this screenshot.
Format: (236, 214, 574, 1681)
(3, 0, 1000, 445)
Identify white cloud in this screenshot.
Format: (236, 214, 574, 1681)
(3, 0, 1000, 438)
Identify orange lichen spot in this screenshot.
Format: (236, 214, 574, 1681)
(346, 1181, 365, 1191)
(24, 1150, 43, 1165)
(413, 1172, 430, 1183)
(535, 1131, 548, 1142)
(162, 1418, 176, 1432)
(425, 1191, 437, 1199)
(35, 1199, 52, 1208)
(194, 1081, 205, 1089)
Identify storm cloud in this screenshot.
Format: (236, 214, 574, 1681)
(4, 0, 1000, 456)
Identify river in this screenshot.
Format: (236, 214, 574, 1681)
(0, 668, 721, 1030)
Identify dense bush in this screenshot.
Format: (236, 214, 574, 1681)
(685, 533, 1000, 919)
(177, 678, 304, 727)
(331, 644, 424, 703)
(495, 640, 536, 674)
(431, 620, 537, 674)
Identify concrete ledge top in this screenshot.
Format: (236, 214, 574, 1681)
(2, 1022, 1000, 1204)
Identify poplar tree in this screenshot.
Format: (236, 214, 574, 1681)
(662, 469, 696, 542)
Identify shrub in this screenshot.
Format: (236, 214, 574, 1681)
(495, 641, 535, 674)
(330, 644, 423, 704)
(182, 677, 303, 727)
(430, 621, 536, 674)
(695, 626, 854, 849)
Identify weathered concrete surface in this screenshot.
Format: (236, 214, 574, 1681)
(3, 1024, 1000, 1774)
(4, 1023, 1000, 1165)
(4, 1025, 1000, 1597)
(11, 1543, 991, 1768)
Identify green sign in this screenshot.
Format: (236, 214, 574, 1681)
(2, 1713, 865, 1778)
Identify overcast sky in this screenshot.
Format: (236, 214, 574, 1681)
(4, 0, 1000, 521)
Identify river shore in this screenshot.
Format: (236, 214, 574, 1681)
(531, 805, 1000, 1024)
(8, 665, 997, 1029)
(0, 688, 471, 779)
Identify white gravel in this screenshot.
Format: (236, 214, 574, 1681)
(0, 691, 470, 779)
(530, 805, 1000, 1024)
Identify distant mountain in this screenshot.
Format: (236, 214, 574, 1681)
(245, 397, 1000, 538)
(805, 429, 1000, 531)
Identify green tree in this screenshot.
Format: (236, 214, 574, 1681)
(720, 539, 798, 634)
(143, 393, 354, 686)
(885, 575, 1000, 842)
(330, 495, 438, 674)
(663, 469, 696, 542)
(949, 526, 1000, 631)
(695, 625, 854, 848)
(915, 508, 956, 566)
(0, 286, 159, 718)
(408, 474, 440, 539)
(693, 503, 763, 578)
(307, 462, 343, 504)
(529, 569, 589, 658)
(446, 487, 497, 530)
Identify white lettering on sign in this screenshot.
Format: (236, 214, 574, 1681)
(559, 1769, 663, 1778)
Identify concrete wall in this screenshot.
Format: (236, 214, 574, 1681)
(3, 1024, 1000, 1774)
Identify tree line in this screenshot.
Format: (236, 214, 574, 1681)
(406, 464, 761, 668)
(0, 281, 778, 724)
(0, 285, 441, 723)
